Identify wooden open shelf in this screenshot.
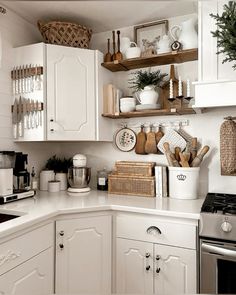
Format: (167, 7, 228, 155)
(102, 108, 196, 119)
(101, 49, 198, 72)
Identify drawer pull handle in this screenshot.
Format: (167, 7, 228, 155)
(145, 253, 150, 258)
(146, 265, 151, 271)
(156, 267, 161, 273)
(156, 255, 161, 260)
(146, 226, 162, 235)
(59, 230, 64, 236)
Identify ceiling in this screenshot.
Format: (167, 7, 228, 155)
(3, 1, 197, 33)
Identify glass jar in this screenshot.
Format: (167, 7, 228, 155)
(97, 168, 109, 191)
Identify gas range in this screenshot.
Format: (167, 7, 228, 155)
(199, 192, 236, 242)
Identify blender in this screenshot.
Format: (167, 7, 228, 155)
(67, 154, 91, 193)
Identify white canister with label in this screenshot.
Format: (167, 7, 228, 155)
(168, 167, 200, 199)
(39, 170, 55, 191)
(48, 180, 61, 193)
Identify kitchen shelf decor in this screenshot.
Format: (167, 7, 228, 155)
(101, 48, 198, 72)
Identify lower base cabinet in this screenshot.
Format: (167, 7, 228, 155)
(0, 247, 54, 295)
(55, 215, 112, 294)
(116, 238, 196, 294)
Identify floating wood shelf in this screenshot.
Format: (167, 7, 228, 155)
(101, 49, 198, 72)
(102, 108, 196, 119)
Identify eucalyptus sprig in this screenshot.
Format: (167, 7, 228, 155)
(128, 69, 168, 92)
(210, 1, 236, 70)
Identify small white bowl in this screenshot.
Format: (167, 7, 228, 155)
(120, 97, 136, 104)
(120, 104, 136, 113)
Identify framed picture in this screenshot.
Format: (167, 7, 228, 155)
(134, 20, 169, 56)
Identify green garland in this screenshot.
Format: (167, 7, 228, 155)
(210, 1, 236, 70)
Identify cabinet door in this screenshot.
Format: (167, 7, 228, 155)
(46, 44, 96, 140)
(0, 247, 54, 295)
(116, 238, 153, 294)
(56, 215, 111, 294)
(154, 244, 196, 295)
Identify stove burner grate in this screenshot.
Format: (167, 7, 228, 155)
(201, 193, 236, 214)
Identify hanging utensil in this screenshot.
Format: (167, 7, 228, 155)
(35, 100, 39, 127)
(23, 98, 27, 129)
(18, 96, 23, 137)
(155, 125, 164, 153)
(12, 67, 16, 96)
(112, 31, 116, 61)
(104, 38, 112, 62)
(31, 99, 35, 128)
(135, 125, 147, 155)
(12, 99, 18, 139)
(15, 66, 19, 94)
(116, 31, 123, 61)
(26, 98, 31, 129)
(145, 125, 158, 154)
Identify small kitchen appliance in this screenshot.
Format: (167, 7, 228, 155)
(13, 152, 30, 191)
(0, 151, 35, 204)
(199, 193, 236, 294)
(67, 154, 91, 193)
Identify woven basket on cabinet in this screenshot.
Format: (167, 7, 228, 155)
(37, 20, 92, 48)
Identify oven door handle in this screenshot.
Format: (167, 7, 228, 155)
(202, 243, 236, 259)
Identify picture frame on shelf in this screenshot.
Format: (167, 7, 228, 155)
(134, 20, 169, 57)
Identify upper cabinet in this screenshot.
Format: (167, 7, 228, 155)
(194, 1, 236, 108)
(13, 43, 113, 142)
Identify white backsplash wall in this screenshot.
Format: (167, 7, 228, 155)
(0, 4, 61, 175)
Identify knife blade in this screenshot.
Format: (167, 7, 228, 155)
(12, 99, 18, 139)
(18, 96, 23, 137)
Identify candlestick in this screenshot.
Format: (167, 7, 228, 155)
(186, 79, 190, 97)
(178, 76, 182, 96)
(169, 79, 174, 98)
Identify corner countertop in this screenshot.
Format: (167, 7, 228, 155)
(0, 190, 204, 240)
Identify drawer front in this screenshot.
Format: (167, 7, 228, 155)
(0, 223, 54, 275)
(116, 215, 196, 249)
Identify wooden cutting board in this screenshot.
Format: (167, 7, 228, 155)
(135, 126, 147, 154)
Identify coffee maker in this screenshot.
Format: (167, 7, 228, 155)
(13, 152, 30, 192)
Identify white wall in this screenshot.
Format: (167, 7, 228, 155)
(0, 4, 61, 175)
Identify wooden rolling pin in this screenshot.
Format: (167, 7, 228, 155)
(190, 137, 198, 162)
(174, 147, 181, 162)
(179, 152, 190, 167)
(163, 142, 180, 167)
(191, 145, 210, 167)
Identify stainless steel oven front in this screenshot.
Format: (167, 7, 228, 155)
(200, 239, 236, 294)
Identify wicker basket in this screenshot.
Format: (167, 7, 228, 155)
(115, 161, 155, 177)
(37, 20, 92, 48)
(220, 118, 236, 175)
(108, 173, 155, 197)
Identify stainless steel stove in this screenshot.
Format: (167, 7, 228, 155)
(199, 193, 236, 294)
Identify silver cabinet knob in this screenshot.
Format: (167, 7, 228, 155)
(156, 255, 161, 260)
(59, 243, 64, 250)
(156, 267, 161, 273)
(145, 253, 150, 258)
(146, 265, 151, 271)
(59, 230, 64, 236)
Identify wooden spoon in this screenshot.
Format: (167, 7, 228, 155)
(112, 31, 116, 61)
(116, 31, 123, 61)
(179, 152, 190, 167)
(104, 38, 112, 62)
(163, 142, 180, 167)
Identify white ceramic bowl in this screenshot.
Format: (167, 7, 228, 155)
(120, 103, 136, 113)
(120, 97, 136, 104)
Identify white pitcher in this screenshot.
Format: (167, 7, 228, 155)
(170, 17, 198, 50)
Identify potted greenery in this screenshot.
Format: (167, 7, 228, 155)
(210, 1, 236, 70)
(128, 69, 168, 105)
(45, 155, 72, 190)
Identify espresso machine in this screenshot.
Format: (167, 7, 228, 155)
(0, 151, 35, 204)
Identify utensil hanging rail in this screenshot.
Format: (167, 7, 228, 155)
(119, 119, 189, 129)
(11, 102, 44, 113)
(11, 66, 43, 79)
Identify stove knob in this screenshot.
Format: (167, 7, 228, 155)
(221, 221, 232, 233)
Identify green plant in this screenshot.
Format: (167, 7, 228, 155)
(45, 155, 72, 173)
(128, 69, 168, 92)
(210, 1, 236, 70)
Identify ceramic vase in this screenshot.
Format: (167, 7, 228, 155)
(138, 85, 159, 105)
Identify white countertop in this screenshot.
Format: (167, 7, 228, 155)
(0, 190, 204, 239)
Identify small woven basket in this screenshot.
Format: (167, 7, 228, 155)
(220, 118, 236, 175)
(37, 20, 92, 48)
(115, 161, 155, 177)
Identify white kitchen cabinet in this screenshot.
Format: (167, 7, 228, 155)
(0, 223, 54, 295)
(194, 1, 236, 108)
(55, 215, 112, 294)
(115, 213, 197, 294)
(116, 238, 153, 294)
(0, 248, 54, 295)
(154, 244, 196, 295)
(13, 43, 113, 141)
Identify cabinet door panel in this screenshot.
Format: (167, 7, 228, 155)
(56, 215, 111, 294)
(0, 248, 53, 295)
(154, 244, 196, 295)
(47, 44, 96, 140)
(116, 238, 153, 294)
